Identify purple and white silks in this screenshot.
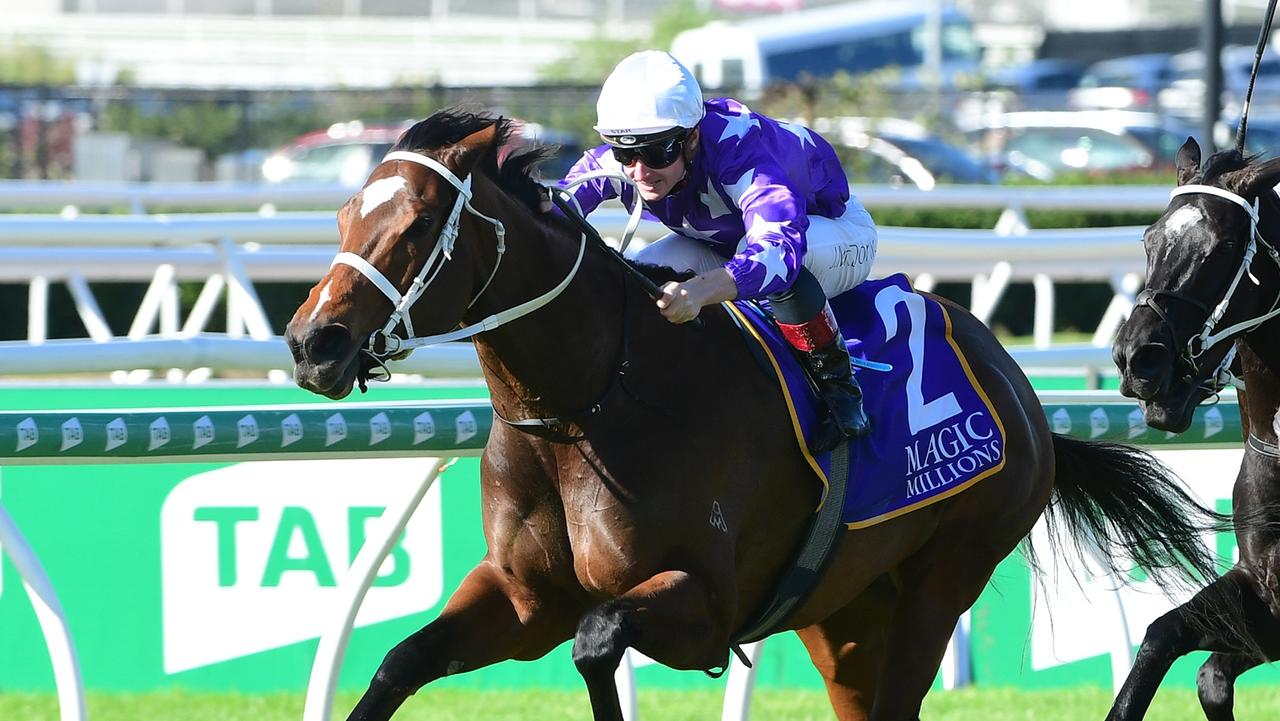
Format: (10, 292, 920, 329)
(560, 98, 855, 300)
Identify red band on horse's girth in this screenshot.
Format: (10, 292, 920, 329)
(777, 304, 839, 351)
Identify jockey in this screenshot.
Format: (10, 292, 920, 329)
(560, 50, 878, 451)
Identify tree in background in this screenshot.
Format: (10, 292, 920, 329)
(0, 44, 75, 85)
(539, 0, 717, 84)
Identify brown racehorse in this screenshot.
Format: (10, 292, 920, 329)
(1111, 137, 1280, 721)
(286, 110, 1220, 721)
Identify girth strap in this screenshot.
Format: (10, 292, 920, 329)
(731, 439, 851, 645)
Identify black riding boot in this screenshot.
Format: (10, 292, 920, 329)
(775, 300, 871, 452)
(803, 328, 871, 451)
(770, 269, 871, 452)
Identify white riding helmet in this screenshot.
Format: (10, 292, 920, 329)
(594, 50, 705, 146)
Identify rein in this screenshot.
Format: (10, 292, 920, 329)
(332, 154, 647, 369)
(332, 147, 665, 430)
(332, 150, 582, 359)
(1142, 184, 1280, 392)
(489, 271, 641, 440)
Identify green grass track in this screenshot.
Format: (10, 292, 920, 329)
(3, 687, 1280, 721)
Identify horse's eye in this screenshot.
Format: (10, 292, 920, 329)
(409, 216, 431, 232)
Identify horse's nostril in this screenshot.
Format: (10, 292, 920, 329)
(304, 324, 353, 364)
(1130, 343, 1171, 375)
(1125, 343, 1173, 399)
(285, 328, 304, 364)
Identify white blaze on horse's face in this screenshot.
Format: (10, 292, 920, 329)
(308, 280, 333, 323)
(1165, 206, 1204, 235)
(1161, 206, 1206, 263)
(360, 176, 408, 219)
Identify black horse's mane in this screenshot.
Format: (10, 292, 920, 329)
(1192, 148, 1280, 219)
(1199, 148, 1257, 182)
(392, 108, 555, 213)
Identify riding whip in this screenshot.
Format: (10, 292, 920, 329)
(1236, 0, 1280, 154)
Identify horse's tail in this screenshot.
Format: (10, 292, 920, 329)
(1041, 433, 1224, 591)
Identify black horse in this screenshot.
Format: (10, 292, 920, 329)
(1112, 136, 1280, 720)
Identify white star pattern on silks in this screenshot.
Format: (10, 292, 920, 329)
(717, 108, 761, 144)
(679, 217, 720, 241)
(724, 169, 756, 205)
(780, 121, 816, 148)
(700, 178, 733, 219)
(747, 212, 791, 244)
(747, 243, 790, 290)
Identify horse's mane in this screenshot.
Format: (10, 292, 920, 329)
(1198, 148, 1257, 183)
(392, 107, 557, 213)
(393, 108, 698, 286)
(1194, 148, 1280, 218)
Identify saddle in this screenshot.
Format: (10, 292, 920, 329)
(725, 274, 1007, 644)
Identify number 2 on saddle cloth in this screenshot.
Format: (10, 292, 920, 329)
(731, 273, 1007, 529)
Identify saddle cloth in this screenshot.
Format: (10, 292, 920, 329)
(726, 274, 1007, 529)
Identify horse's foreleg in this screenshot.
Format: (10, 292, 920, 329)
(1106, 569, 1266, 721)
(573, 570, 730, 721)
(1198, 652, 1262, 721)
(1106, 603, 1208, 721)
(347, 561, 574, 721)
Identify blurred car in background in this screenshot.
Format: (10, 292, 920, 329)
(262, 119, 583, 186)
(1068, 53, 1177, 112)
(1217, 116, 1280, 157)
(816, 117, 998, 188)
(262, 120, 409, 186)
(961, 110, 1194, 181)
(1159, 45, 1280, 122)
(985, 58, 1087, 93)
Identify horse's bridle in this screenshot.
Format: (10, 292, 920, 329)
(330, 150, 645, 370)
(1138, 183, 1280, 392)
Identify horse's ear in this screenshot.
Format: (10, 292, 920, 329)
(337, 196, 354, 237)
(1176, 137, 1200, 186)
(1224, 155, 1280, 199)
(451, 123, 500, 177)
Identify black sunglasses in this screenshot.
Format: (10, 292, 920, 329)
(611, 133, 687, 169)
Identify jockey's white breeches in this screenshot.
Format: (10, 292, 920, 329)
(633, 197, 878, 298)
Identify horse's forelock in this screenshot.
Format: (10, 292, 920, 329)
(1199, 148, 1253, 184)
(393, 108, 510, 156)
(393, 107, 555, 215)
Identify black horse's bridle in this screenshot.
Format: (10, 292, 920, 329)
(1136, 183, 1280, 394)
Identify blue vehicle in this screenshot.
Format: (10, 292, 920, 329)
(819, 117, 998, 188)
(670, 0, 983, 93)
(986, 58, 1087, 93)
(1068, 53, 1178, 111)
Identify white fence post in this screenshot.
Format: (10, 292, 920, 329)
(615, 650, 638, 721)
(940, 613, 972, 689)
(721, 641, 765, 721)
(0, 501, 87, 721)
(28, 276, 48, 345)
(303, 458, 448, 721)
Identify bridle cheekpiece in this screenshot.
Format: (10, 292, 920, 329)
(1144, 183, 1280, 392)
(329, 150, 645, 380)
